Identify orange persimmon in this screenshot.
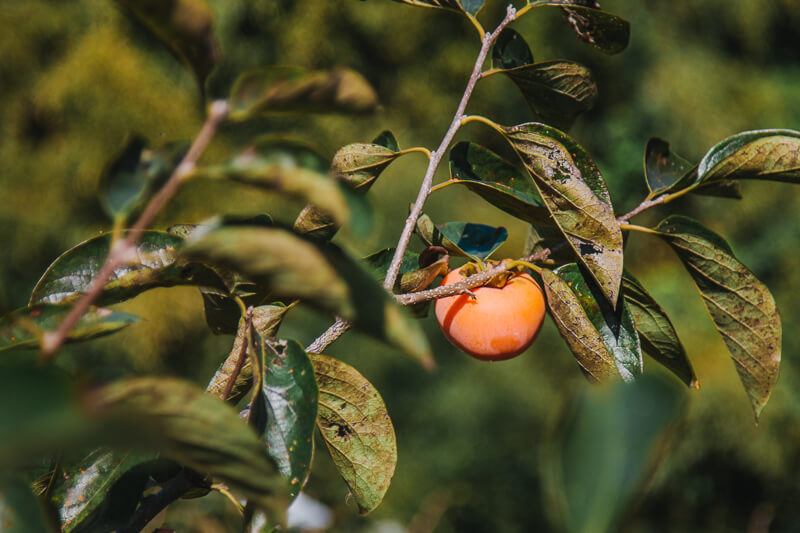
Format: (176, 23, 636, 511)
(434, 264, 546, 361)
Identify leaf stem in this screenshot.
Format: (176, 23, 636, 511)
(430, 180, 456, 194)
(618, 185, 697, 223)
(399, 146, 433, 159)
(619, 223, 660, 235)
(39, 100, 229, 362)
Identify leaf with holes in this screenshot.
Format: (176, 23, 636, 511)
(655, 215, 781, 419)
(503, 123, 623, 305)
(229, 66, 378, 120)
(182, 226, 434, 369)
(30, 231, 224, 306)
(311, 354, 396, 514)
(526, 1, 630, 54)
(622, 272, 697, 388)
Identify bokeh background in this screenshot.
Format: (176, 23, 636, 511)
(2, 0, 800, 531)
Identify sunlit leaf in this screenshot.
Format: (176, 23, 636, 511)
(448, 142, 550, 225)
(655, 215, 781, 419)
(0, 304, 138, 353)
(311, 354, 396, 514)
(527, 1, 630, 54)
(698, 129, 800, 184)
(0, 476, 52, 533)
(229, 66, 379, 120)
(87, 377, 289, 521)
(503, 123, 623, 305)
(182, 226, 434, 369)
(30, 231, 224, 306)
(622, 272, 697, 388)
(262, 340, 318, 499)
(553, 264, 642, 381)
(114, 0, 220, 87)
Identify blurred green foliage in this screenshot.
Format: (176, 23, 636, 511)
(2, 0, 800, 531)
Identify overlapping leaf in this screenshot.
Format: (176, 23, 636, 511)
(502, 123, 623, 304)
(311, 354, 397, 514)
(645, 138, 740, 199)
(655, 215, 781, 419)
(363, 248, 448, 294)
(491, 29, 597, 130)
(30, 231, 224, 306)
(229, 66, 379, 120)
(622, 272, 697, 388)
(526, 1, 630, 54)
(0, 476, 52, 533)
(392, 0, 484, 16)
(448, 142, 551, 225)
(114, 0, 220, 86)
(262, 340, 318, 499)
(415, 214, 508, 261)
(182, 226, 434, 369)
(545, 264, 642, 382)
(0, 304, 138, 353)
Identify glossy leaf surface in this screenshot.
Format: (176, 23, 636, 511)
(529, 2, 630, 54)
(30, 231, 223, 306)
(229, 66, 378, 120)
(448, 142, 550, 225)
(554, 264, 642, 381)
(89, 377, 289, 520)
(114, 0, 219, 86)
(622, 272, 697, 388)
(263, 340, 318, 499)
(0, 476, 51, 533)
(311, 354, 397, 514)
(0, 304, 137, 353)
(416, 215, 507, 262)
(655, 216, 781, 419)
(503, 123, 623, 304)
(698, 129, 800, 184)
(182, 226, 434, 368)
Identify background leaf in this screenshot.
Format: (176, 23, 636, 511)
(229, 67, 379, 120)
(622, 272, 697, 388)
(311, 354, 397, 514)
(0, 476, 52, 533)
(527, 2, 630, 54)
(392, 0, 484, 16)
(655, 215, 781, 419)
(503, 123, 623, 304)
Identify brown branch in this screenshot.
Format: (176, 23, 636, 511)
(306, 317, 352, 354)
(40, 100, 229, 361)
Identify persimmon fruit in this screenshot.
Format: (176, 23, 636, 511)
(434, 264, 546, 361)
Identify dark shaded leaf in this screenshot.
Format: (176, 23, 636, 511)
(698, 129, 800, 184)
(523, 224, 573, 264)
(363, 248, 447, 293)
(448, 142, 550, 225)
(655, 215, 781, 419)
(622, 272, 697, 388)
(546, 375, 685, 533)
(87, 377, 289, 521)
(503, 123, 623, 305)
(541, 268, 620, 383)
(311, 354, 396, 514)
(693, 179, 742, 199)
(30, 231, 224, 306)
(554, 264, 642, 381)
(644, 137, 694, 194)
(0, 304, 137, 353)
(415, 215, 507, 262)
(263, 340, 318, 499)
(371, 130, 400, 152)
(492, 28, 534, 69)
(182, 226, 434, 369)
(392, 0, 484, 16)
(526, 2, 630, 54)
(229, 67, 378, 120)
(114, 0, 220, 86)
(0, 476, 52, 533)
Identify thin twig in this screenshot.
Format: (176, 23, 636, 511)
(382, 4, 517, 291)
(306, 317, 352, 354)
(40, 100, 230, 361)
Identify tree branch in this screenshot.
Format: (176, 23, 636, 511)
(40, 100, 230, 361)
(306, 317, 352, 355)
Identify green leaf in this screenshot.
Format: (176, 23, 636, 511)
(229, 67, 379, 120)
(415, 215, 507, 262)
(363, 248, 448, 294)
(0, 476, 52, 533)
(547, 374, 685, 533)
(541, 268, 621, 383)
(0, 304, 138, 353)
(654, 215, 781, 420)
(51, 449, 153, 533)
(448, 142, 550, 225)
(553, 264, 642, 381)
(697, 129, 800, 184)
(263, 340, 318, 499)
(113, 0, 220, 87)
(392, 0, 484, 16)
(644, 137, 694, 194)
(528, 2, 630, 54)
(88, 377, 289, 521)
(30, 231, 224, 306)
(492, 28, 534, 69)
(295, 131, 400, 241)
(503, 123, 623, 305)
(311, 354, 397, 514)
(622, 272, 697, 388)
(523, 224, 572, 264)
(182, 226, 434, 369)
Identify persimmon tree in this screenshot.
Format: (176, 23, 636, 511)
(0, 1, 796, 531)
